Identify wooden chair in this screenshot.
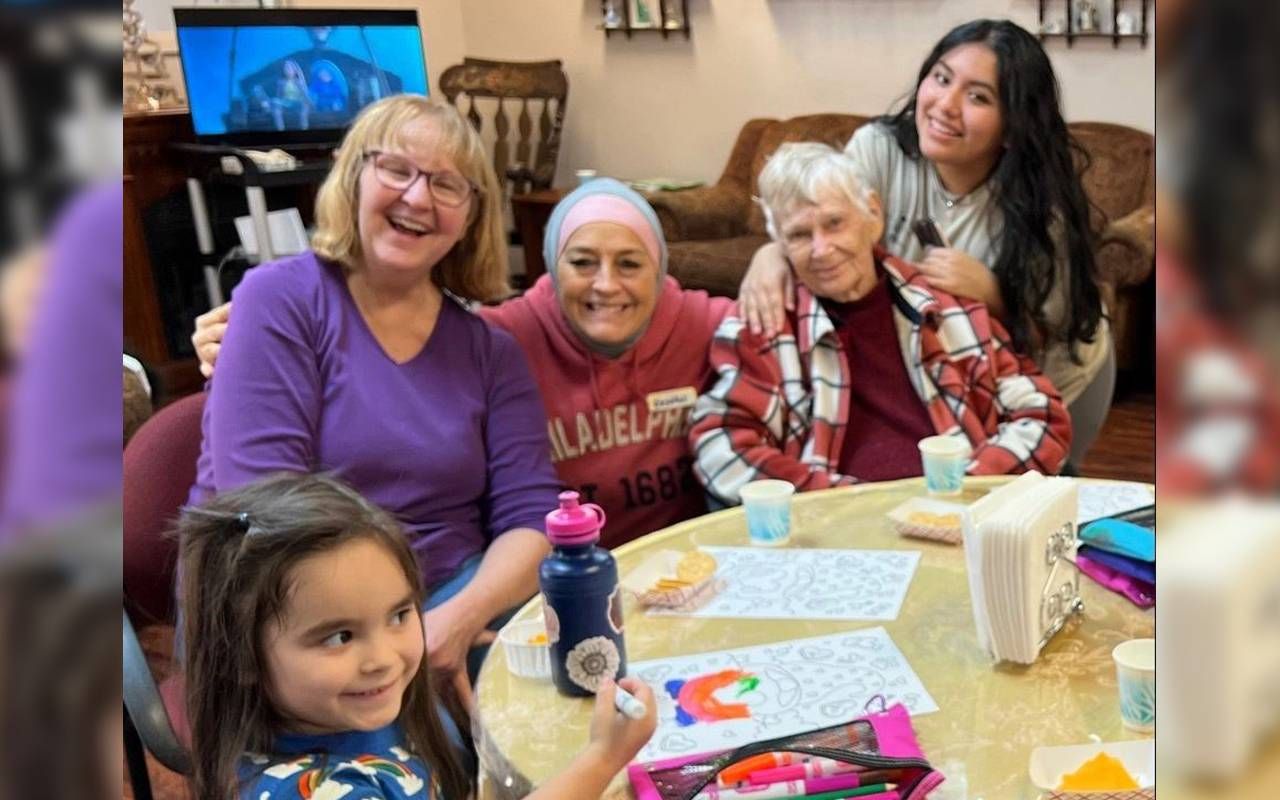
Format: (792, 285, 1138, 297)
(439, 58, 569, 195)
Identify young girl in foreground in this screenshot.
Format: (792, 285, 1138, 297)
(179, 473, 656, 800)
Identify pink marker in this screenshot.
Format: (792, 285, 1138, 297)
(695, 771, 860, 800)
(802, 773, 865, 794)
(746, 758, 863, 785)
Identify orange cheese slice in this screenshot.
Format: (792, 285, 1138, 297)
(1057, 752, 1140, 791)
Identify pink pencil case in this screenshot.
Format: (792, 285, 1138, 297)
(1077, 552, 1155, 609)
(626, 702, 945, 800)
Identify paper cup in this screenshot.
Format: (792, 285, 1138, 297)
(575, 168, 599, 186)
(918, 435, 970, 495)
(1112, 638, 1155, 733)
(739, 479, 795, 546)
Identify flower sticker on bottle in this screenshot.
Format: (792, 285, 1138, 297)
(542, 599, 560, 644)
(564, 635, 621, 692)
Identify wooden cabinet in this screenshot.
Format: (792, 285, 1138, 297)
(123, 110, 204, 401)
(124, 110, 191, 364)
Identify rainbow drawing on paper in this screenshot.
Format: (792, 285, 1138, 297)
(632, 627, 937, 762)
(663, 669, 759, 726)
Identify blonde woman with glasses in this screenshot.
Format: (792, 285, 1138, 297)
(189, 95, 561, 689)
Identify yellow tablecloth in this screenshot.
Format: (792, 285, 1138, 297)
(473, 477, 1154, 799)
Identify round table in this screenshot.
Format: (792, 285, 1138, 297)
(473, 477, 1154, 799)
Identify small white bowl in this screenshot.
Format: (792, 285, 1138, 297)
(886, 497, 965, 544)
(1029, 739, 1154, 800)
(498, 619, 551, 679)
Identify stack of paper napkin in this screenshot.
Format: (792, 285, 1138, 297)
(962, 472, 1081, 664)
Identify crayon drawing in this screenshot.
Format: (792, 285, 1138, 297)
(649, 547, 920, 621)
(630, 627, 937, 762)
(664, 669, 759, 726)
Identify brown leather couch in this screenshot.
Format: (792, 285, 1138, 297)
(647, 114, 1154, 378)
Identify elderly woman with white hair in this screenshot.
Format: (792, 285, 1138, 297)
(191, 95, 561, 683)
(689, 142, 1072, 505)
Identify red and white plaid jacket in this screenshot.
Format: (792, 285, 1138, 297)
(689, 250, 1071, 503)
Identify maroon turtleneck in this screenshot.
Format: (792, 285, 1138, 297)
(821, 270, 936, 481)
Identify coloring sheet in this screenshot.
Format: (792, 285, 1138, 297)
(1077, 482, 1153, 525)
(650, 547, 920, 621)
(629, 627, 938, 763)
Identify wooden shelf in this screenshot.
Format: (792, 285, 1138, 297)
(600, 0, 690, 40)
(1037, 0, 1150, 48)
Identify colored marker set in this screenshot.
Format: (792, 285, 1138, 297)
(625, 704, 945, 800)
(719, 753, 865, 785)
(692, 753, 900, 800)
(694, 772, 896, 800)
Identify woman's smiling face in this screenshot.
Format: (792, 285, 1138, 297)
(355, 117, 473, 280)
(555, 222, 660, 349)
(914, 42, 1006, 187)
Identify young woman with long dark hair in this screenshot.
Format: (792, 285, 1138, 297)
(741, 19, 1112, 464)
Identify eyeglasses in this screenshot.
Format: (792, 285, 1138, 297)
(364, 150, 478, 208)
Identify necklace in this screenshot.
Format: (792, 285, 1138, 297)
(929, 162, 979, 209)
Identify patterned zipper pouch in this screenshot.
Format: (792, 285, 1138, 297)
(626, 702, 945, 800)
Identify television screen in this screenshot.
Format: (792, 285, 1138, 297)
(174, 8, 428, 144)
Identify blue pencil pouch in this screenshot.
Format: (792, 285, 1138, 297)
(1079, 518, 1154, 563)
(1078, 544, 1155, 584)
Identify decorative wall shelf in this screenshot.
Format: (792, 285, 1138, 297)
(600, 0, 690, 40)
(1037, 0, 1150, 48)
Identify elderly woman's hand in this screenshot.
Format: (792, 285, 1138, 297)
(421, 601, 495, 680)
(192, 302, 232, 378)
(916, 248, 1005, 318)
(738, 241, 794, 336)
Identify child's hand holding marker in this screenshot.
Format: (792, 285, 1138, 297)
(591, 676, 657, 760)
(525, 676, 657, 800)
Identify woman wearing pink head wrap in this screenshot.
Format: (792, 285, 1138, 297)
(481, 178, 733, 545)
(196, 178, 733, 547)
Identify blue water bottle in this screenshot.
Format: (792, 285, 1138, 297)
(540, 491, 627, 697)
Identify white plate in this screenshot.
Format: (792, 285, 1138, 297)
(620, 549, 716, 607)
(1029, 739, 1154, 798)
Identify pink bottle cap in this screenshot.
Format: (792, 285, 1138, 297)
(545, 491, 607, 546)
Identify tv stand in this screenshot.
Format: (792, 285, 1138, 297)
(172, 143, 336, 306)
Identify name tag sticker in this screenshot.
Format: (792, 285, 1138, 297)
(646, 386, 697, 413)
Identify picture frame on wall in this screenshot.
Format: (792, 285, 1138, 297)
(629, 0, 657, 29)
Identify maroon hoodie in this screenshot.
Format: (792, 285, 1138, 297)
(481, 274, 731, 548)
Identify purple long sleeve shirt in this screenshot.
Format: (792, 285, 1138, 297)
(193, 252, 560, 589)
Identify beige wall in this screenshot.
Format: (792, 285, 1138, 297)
(457, 0, 1154, 186)
(149, 0, 1153, 186)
